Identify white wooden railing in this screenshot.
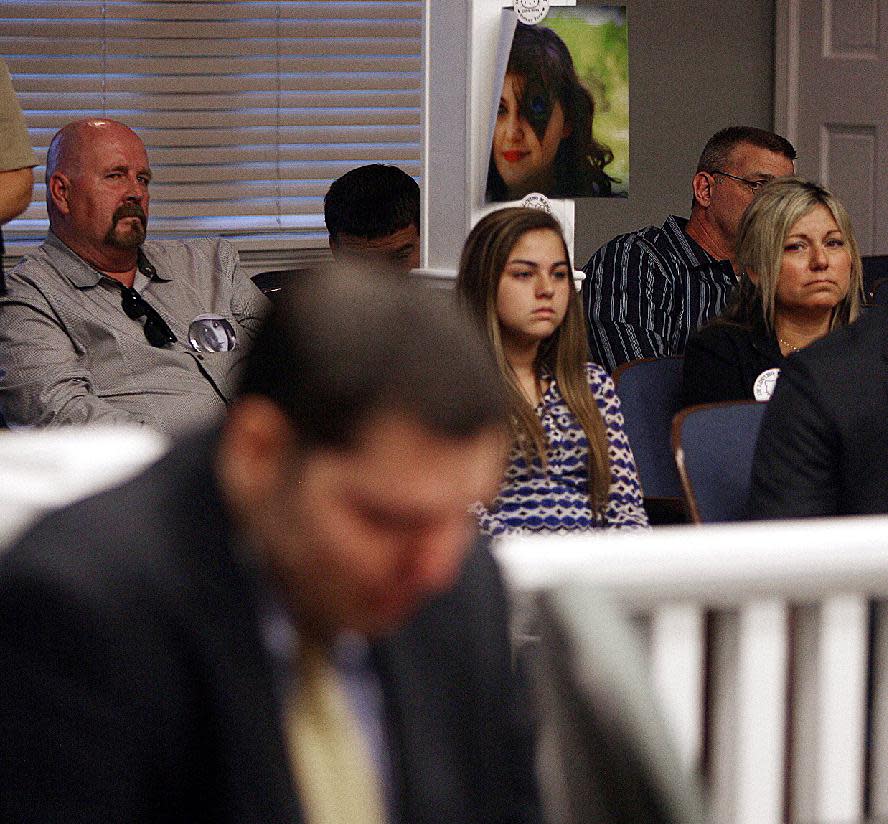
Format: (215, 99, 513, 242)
(0, 426, 167, 547)
(497, 519, 888, 824)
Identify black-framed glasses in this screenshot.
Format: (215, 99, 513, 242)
(709, 169, 772, 192)
(119, 286, 177, 348)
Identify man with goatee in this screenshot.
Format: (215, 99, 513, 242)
(0, 119, 269, 434)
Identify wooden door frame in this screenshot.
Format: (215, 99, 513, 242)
(773, 0, 800, 146)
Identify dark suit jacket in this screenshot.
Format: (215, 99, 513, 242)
(748, 305, 888, 518)
(0, 430, 541, 824)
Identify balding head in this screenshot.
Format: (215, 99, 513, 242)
(45, 120, 87, 186)
(46, 118, 142, 185)
(45, 119, 151, 278)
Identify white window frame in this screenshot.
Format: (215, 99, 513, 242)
(2, 0, 423, 276)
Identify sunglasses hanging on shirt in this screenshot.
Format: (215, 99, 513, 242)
(119, 286, 177, 348)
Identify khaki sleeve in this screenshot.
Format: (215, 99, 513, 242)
(0, 60, 38, 172)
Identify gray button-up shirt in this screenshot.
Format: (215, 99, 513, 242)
(0, 233, 270, 435)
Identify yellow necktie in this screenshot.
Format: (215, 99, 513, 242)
(286, 641, 387, 824)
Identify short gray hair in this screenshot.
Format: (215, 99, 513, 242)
(696, 126, 796, 173)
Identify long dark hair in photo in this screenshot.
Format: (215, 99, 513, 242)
(486, 23, 615, 201)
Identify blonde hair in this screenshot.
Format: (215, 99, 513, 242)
(732, 177, 862, 331)
(456, 207, 611, 511)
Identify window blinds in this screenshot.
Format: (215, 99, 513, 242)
(3, 1, 422, 249)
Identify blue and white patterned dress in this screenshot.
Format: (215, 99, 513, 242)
(476, 362, 649, 535)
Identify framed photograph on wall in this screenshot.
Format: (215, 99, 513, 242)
(485, 4, 629, 203)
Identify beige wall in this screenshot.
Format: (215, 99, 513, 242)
(573, 0, 777, 266)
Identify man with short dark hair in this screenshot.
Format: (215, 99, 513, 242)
(0, 118, 269, 434)
(324, 164, 420, 273)
(582, 126, 796, 372)
(0, 270, 541, 824)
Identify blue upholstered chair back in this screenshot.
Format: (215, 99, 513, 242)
(869, 277, 888, 305)
(671, 400, 767, 523)
(863, 255, 888, 304)
(612, 357, 684, 502)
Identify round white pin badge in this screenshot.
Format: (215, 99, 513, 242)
(188, 314, 238, 352)
(753, 367, 780, 401)
(514, 0, 549, 25)
(521, 192, 552, 213)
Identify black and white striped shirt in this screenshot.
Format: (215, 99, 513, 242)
(581, 215, 737, 372)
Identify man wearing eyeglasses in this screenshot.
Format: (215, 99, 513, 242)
(0, 118, 270, 434)
(582, 126, 796, 373)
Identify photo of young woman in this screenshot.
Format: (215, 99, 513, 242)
(485, 18, 625, 202)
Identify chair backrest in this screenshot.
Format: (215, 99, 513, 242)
(251, 268, 304, 298)
(672, 400, 766, 523)
(870, 276, 888, 306)
(612, 357, 684, 501)
(863, 255, 888, 302)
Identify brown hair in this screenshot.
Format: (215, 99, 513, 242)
(696, 126, 796, 174)
(456, 207, 611, 510)
(239, 267, 509, 448)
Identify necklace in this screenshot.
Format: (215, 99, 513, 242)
(777, 336, 802, 354)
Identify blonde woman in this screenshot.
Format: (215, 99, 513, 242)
(457, 207, 647, 534)
(682, 177, 862, 405)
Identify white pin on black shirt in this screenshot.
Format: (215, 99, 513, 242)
(753, 368, 780, 401)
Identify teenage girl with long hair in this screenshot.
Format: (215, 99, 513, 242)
(457, 207, 647, 533)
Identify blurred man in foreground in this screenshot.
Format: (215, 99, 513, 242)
(0, 269, 541, 824)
